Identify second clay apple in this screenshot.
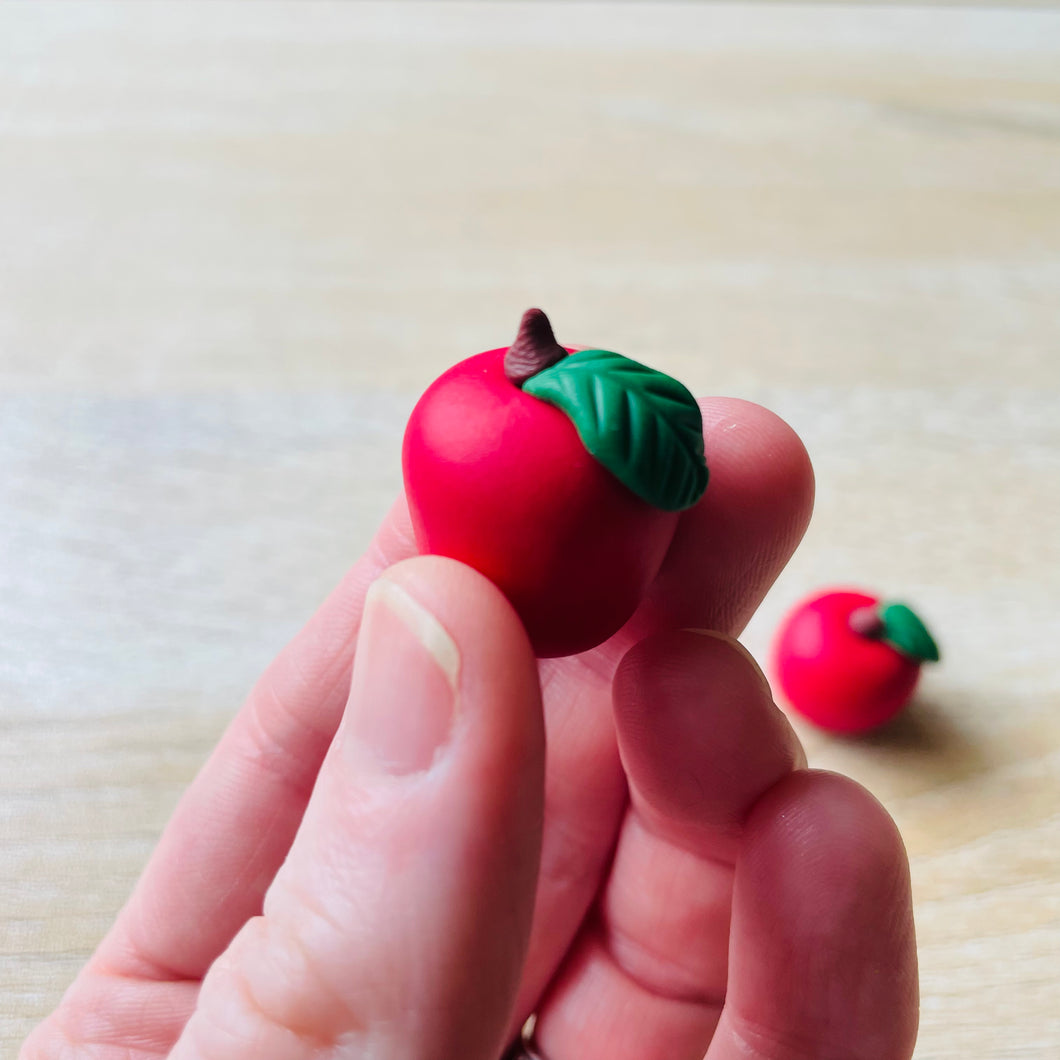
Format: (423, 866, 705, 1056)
(772, 588, 941, 733)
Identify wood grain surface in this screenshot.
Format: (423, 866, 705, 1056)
(2, 3, 1058, 1056)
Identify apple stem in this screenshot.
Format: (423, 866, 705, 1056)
(504, 308, 568, 385)
(849, 605, 885, 639)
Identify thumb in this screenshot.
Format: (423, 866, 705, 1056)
(170, 556, 545, 1060)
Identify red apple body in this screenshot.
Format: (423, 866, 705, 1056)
(402, 348, 680, 657)
(772, 590, 923, 733)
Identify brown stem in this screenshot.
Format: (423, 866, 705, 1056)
(504, 308, 567, 385)
(849, 605, 885, 639)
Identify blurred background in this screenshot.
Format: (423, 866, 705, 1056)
(1, 2, 1058, 1054)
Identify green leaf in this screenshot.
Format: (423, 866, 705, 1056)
(880, 602, 940, 663)
(522, 348, 708, 511)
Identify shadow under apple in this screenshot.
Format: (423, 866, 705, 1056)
(791, 689, 994, 792)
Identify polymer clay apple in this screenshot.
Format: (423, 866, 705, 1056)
(772, 589, 940, 733)
(402, 308, 708, 657)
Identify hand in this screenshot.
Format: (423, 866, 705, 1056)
(23, 399, 918, 1060)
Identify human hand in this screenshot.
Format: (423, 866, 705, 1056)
(23, 398, 918, 1060)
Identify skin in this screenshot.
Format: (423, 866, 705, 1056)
(22, 398, 919, 1060)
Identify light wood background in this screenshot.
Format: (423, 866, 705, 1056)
(2, 3, 1058, 1056)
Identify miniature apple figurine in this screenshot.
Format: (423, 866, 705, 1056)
(402, 308, 709, 657)
(771, 588, 940, 733)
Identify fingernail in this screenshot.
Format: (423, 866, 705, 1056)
(342, 577, 460, 775)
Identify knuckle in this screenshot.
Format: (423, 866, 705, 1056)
(191, 914, 367, 1059)
(728, 1011, 832, 1060)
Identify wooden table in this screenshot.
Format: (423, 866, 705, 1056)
(2, 4, 1058, 1055)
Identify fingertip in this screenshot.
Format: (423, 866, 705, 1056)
(726, 769, 919, 1060)
(702, 392, 812, 456)
(378, 552, 519, 630)
(377, 555, 540, 727)
(741, 770, 912, 907)
(613, 630, 803, 852)
(700, 398, 815, 520)
(369, 553, 546, 846)
(639, 398, 815, 638)
(614, 629, 774, 728)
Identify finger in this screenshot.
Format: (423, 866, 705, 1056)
(171, 556, 545, 1060)
(510, 401, 814, 1026)
(530, 631, 804, 1060)
(20, 975, 198, 1059)
(90, 498, 419, 982)
(626, 397, 816, 646)
(614, 632, 805, 853)
(709, 770, 919, 1060)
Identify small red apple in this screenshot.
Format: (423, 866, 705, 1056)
(402, 309, 708, 657)
(771, 588, 940, 733)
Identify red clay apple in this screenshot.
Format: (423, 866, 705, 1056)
(402, 309, 709, 657)
(772, 588, 940, 733)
